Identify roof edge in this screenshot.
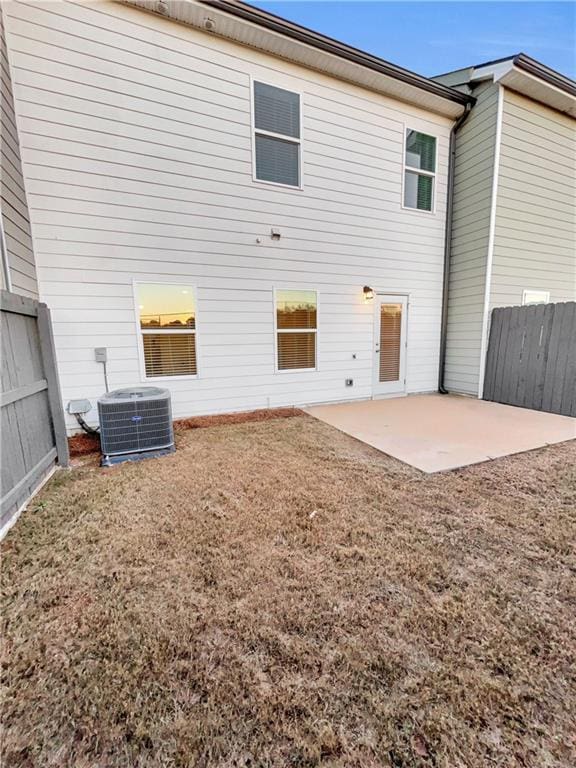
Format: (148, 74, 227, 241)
(433, 55, 518, 80)
(198, 0, 471, 107)
(435, 53, 575, 99)
(513, 53, 576, 98)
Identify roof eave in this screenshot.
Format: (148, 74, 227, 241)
(120, 0, 472, 118)
(448, 54, 576, 118)
(498, 64, 576, 118)
(513, 53, 576, 99)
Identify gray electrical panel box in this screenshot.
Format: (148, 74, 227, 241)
(68, 399, 92, 415)
(94, 347, 107, 362)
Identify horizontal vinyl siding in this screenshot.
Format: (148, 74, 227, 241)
(0, 7, 37, 297)
(444, 81, 497, 395)
(491, 90, 576, 309)
(4, 0, 452, 431)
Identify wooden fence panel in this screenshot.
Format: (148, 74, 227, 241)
(483, 302, 576, 417)
(1, 290, 69, 535)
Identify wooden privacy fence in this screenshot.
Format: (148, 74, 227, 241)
(1, 290, 69, 534)
(483, 302, 576, 417)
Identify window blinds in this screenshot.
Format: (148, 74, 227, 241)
(404, 129, 436, 211)
(143, 334, 197, 377)
(379, 303, 402, 382)
(254, 81, 301, 186)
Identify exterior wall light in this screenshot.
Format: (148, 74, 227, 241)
(363, 286, 375, 301)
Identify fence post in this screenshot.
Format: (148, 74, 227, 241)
(37, 303, 69, 468)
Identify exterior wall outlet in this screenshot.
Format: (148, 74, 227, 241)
(94, 347, 107, 362)
(345, 378, 354, 387)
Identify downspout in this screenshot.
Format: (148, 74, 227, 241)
(0, 213, 12, 292)
(438, 101, 472, 394)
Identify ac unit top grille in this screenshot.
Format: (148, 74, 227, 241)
(99, 386, 168, 404)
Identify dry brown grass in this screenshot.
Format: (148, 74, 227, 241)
(2, 416, 576, 768)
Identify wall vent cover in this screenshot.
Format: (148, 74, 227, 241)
(97, 387, 174, 464)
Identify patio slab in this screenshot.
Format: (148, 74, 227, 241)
(305, 394, 576, 473)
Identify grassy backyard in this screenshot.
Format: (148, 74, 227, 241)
(2, 414, 575, 767)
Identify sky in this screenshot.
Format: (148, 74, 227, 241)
(251, 2, 576, 79)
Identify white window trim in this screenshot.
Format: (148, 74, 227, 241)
(250, 76, 304, 190)
(401, 126, 438, 215)
(522, 289, 550, 306)
(273, 287, 318, 373)
(132, 280, 199, 382)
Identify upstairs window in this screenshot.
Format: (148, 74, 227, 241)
(136, 283, 197, 378)
(253, 81, 301, 187)
(403, 129, 437, 212)
(276, 290, 317, 370)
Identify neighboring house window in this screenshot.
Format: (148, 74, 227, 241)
(253, 81, 301, 187)
(403, 129, 436, 212)
(276, 289, 317, 370)
(522, 290, 550, 306)
(136, 283, 197, 378)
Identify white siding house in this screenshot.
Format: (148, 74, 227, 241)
(0, 6, 38, 298)
(3, 0, 471, 432)
(435, 56, 576, 397)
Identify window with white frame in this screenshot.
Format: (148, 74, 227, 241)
(403, 129, 437, 211)
(276, 290, 317, 370)
(253, 81, 301, 187)
(136, 283, 197, 377)
(522, 289, 550, 306)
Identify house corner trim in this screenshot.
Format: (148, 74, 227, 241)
(477, 83, 504, 398)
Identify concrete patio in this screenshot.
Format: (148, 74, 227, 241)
(306, 394, 576, 473)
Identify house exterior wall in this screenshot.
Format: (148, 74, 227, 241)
(490, 89, 576, 310)
(444, 80, 575, 398)
(443, 81, 498, 395)
(3, 0, 453, 432)
(0, 7, 38, 298)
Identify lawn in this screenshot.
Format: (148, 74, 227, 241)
(2, 415, 575, 767)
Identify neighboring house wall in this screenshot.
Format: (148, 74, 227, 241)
(4, 0, 453, 431)
(0, 8, 38, 298)
(444, 78, 576, 397)
(490, 89, 576, 311)
(444, 81, 498, 395)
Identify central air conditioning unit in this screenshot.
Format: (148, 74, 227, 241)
(97, 386, 175, 466)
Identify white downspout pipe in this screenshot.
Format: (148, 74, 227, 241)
(477, 83, 504, 398)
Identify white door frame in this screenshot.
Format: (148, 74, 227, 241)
(372, 294, 408, 398)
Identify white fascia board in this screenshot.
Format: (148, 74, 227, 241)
(120, 0, 467, 118)
(470, 62, 576, 118)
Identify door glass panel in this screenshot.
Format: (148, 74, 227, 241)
(379, 303, 402, 382)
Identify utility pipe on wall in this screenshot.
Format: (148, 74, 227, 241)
(0, 214, 12, 292)
(438, 101, 472, 394)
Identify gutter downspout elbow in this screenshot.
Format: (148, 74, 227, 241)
(438, 101, 472, 394)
